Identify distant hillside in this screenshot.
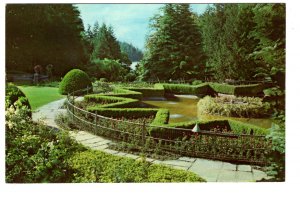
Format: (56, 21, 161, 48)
(119, 41, 143, 62)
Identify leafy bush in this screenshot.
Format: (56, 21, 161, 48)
(68, 150, 205, 183)
(5, 83, 31, 117)
(5, 105, 86, 183)
(59, 69, 92, 95)
(197, 96, 271, 118)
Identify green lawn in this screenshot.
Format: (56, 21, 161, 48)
(18, 86, 65, 111)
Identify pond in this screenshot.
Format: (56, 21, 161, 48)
(142, 95, 272, 129)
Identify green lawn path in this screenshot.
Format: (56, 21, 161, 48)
(18, 86, 65, 111)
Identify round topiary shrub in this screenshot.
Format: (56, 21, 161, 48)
(6, 83, 32, 117)
(59, 69, 92, 95)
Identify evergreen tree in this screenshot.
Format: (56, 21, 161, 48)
(142, 4, 205, 81)
(91, 23, 122, 61)
(199, 4, 258, 81)
(119, 41, 143, 62)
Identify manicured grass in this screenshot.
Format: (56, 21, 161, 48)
(18, 86, 65, 111)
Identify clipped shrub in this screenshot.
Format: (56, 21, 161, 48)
(209, 83, 235, 95)
(86, 107, 159, 119)
(151, 109, 170, 125)
(84, 95, 140, 108)
(5, 83, 31, 117)
(126, 87, 165, 98)
(59, 69, 92, 95)
(192, 80, 203, 85)
(234, 84, 265, 96)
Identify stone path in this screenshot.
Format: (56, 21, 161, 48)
(33, 98, 271, 182)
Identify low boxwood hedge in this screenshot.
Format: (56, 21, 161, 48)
(150, 119, 269, 139)
(86, 107, 160, 119)
(84, 95, 140, 108)
(209, 83, 236, 95)
(126, 87, 165, 98)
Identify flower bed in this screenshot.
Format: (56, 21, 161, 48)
(197, 96, 271, 118)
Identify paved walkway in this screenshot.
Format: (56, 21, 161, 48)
(33, 98, 271, 182)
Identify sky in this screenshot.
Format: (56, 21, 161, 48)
(75, 4, 209, 50)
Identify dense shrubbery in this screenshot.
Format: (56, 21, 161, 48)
(5, 106, 86, 183)
(69, 150, 205, 183)
(6, 83, 31, 117)
(126, 87, 165, 98)
(197, 96, 271, 118)
(59, 69, 92, 95)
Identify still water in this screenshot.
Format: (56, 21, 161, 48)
(142, 95, 272, 129)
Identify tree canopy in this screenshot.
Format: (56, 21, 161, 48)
(6, 4, 87, 76)
(141, 4, 206, 81)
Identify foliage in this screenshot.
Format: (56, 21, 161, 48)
(90, 23, 122, 61)
(6, 4, 87, 76)
(209, 82, 265, 96)
(6, 83, 31, 116)
(86, 107, 161, 119)
(197, 96, 271, 118)
(199, 4, 258, 81)
(5, 105, 86, 183)
(68, 150, 204, 182)
(87, 58, 129, 82)
(208, 83, 236, 95)
(151, 109, 170, 125)
(59, 69, 92, 95)
(142, 4, 206, 80)
(125, 87, 165, 98)
(84, 95, 140, 108)
(18, 85, 64, 110)
(161, 83, 211, 95)
(119, 41, 144, 62)
(265, 122, 285, 181)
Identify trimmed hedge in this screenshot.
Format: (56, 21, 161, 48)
(86, 107, 159, 119)
(6, 83, 31, 117)
(209, 83, 236, 95)
(209, 83, 265, 96)
(234, 84, 265, 96)
(151, 109, 170, 125)
(59, 69, 92, 95)
(158, 83, 213, 95)
(126, 87, 165, 98)
(84, 95, 140, 108)
(108, 88, 143, 100)
(69, 150, 205, 182)
(150, 119, 269, 139)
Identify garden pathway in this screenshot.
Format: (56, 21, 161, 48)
(33, 98, 272, 182)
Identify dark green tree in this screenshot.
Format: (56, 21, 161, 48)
(90, 23, 122, 61)
(6, 4, 87, 76)
(119, 41, 143, 62)
(142, 4, 205, 81)
(199, 4, 258, 81)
